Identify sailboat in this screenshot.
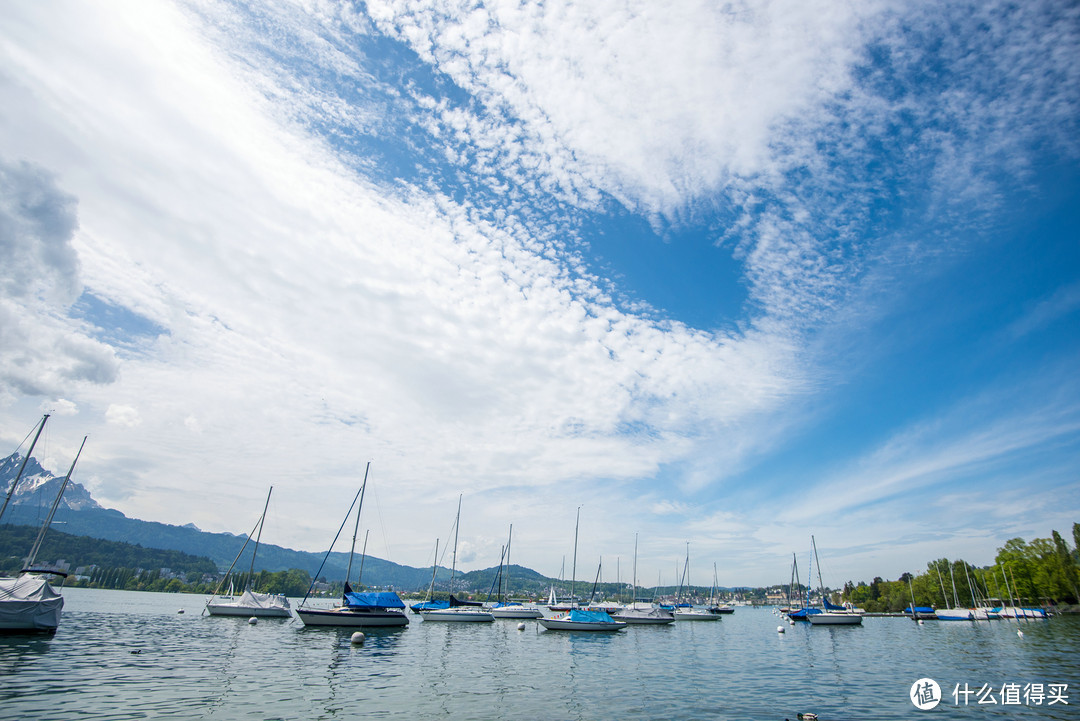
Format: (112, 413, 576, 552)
(205, 487, 291, 618)
(538, 508, 626, 632)
(612, 534, 674, 625)
(296, 464, 409, 627)
(707, 563, 734, 614)
(673, 543, 718, 621)
(805, 536, 862, 626)
(0, 427, 84, 633)
(489, 525, 543, 619)
(420, 495, 493, 622)
(933, 561, 973, 621)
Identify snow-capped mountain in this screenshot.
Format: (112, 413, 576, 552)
(0, 452, 103, 512)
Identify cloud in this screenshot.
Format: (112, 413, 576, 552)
(105, 404, 142, 428)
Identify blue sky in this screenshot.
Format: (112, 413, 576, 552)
(0, 0, 1077, 588)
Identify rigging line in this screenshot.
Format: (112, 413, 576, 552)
(369, 479, 393, 563)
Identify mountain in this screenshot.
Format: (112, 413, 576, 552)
(0, 452, 439, 590)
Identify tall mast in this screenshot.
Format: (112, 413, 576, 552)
(504, 524, 513, 603)
(570, 506, 580, 603)
(25, 435, 85, 569)
(631, 533, 638, 604)
(424, 538, 439, 601)
(356, 529, 370, 587)
(449, 494, 462, 594)
(344, 462, 370, 586)
(245, 486, 273, 589)
(0, 413, 49, 524)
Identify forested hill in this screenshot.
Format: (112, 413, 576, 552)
(0, 524, 217, 578)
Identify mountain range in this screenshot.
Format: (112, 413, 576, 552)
(0, 452, 552, 593)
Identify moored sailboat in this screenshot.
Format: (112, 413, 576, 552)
(296, 464, 409, 628)
(420, 495, 493, 622)
(205, 487, 291, 618)
(0, 427, 84, 633)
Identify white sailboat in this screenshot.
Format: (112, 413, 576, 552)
(806, 536, 862, 626)
(205, 487, 291, 618)
(538, 508, 626, 632)
(612, 534, 674, 625)
(673, 543, 718, 621)
(0, 428, 84, 633)
(421, 495, 494, 622)
(296, 464, 409, 627)
(489, 525, 543, 619)
(933, 561, 973, 621)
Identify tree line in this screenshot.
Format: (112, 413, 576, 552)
(839, 523, 1080, 612)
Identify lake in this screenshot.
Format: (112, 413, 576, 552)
(0, 588, 1077, 719)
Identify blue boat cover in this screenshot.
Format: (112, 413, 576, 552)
(904, 606, 935, 614)
(410, 600, 450, 612)
(343, 591, 406, 609)
(823, 599, 845, 610)
(788, 607, 822, 618)
(567, 609, 616, 623)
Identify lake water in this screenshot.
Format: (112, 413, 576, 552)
(1, 588, 1077, 720)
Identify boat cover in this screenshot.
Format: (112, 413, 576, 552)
(343, 591, 406, 609)
(823, 598, 846, 610)
(566, 609, 616, 623)
(410, 600, 450, 612)
(0, 574, 64, 629)
(235, 590, 290, 610)
(904, 606, 935, 614)
(449, 594, 483, 607)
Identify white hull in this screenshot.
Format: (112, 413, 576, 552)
(613, 611, 675, 625)
(206, 603, 292, 618)
(420, 608, 494, 622)
(674, 608, 720, 621)
(997, 607, 1047, 619)
(807, 611, 863, 625)
(538, 617, 627, 631)
(206, 591, 292, 618)
(490, 606, 543, 619)
(0, 575, 64, 632)
(296, 607, 409, 627)
(935, 608, 974, 621)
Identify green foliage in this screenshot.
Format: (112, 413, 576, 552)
(837, 524, 1079, 612)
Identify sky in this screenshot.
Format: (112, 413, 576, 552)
(1, 0, 1078, 589)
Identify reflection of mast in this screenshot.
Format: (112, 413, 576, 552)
(0, 414, 49, 524)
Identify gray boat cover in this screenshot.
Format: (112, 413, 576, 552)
(0, 574, 64, 629)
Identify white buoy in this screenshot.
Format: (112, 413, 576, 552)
(248, 616, 257, 625)
(351, 631, 366, 645)
(777, 625, 785, 633)
(177, 609, 185, 614)
(917, 619, 924, 625)
(517, 622, 526, 631)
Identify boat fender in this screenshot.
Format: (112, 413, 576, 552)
(351, 632, 366, 645)
(248, 617, 258, 625)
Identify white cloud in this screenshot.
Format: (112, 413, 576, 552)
(105, 404, 142, 428)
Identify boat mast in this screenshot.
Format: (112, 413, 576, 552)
(449, 494, 462, 595)
(344, 462, 371, 587)
(245, 486, 273, 590)
(504, 524, 513, 603)
(423, 538, 439, 602)
(908, 576, 918, 620)
(949, 563, 961, 609)
(356, 529, 370, 587)
(631, 533, 638, 605)
(0, 413, 49, 524)
(570, 506, 580, 604)
(25, 435, 86, 570)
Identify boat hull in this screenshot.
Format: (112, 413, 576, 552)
(674, 609, 720, 621)
(0, 575, 64, 632)
(807, 612, 863, 625)
(206, 603, 292, 618)
(490, 607, 543, 619)
(420, 608, 494, 622)
(296, 607, 409, 627)
(538, 618, 627, 631)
